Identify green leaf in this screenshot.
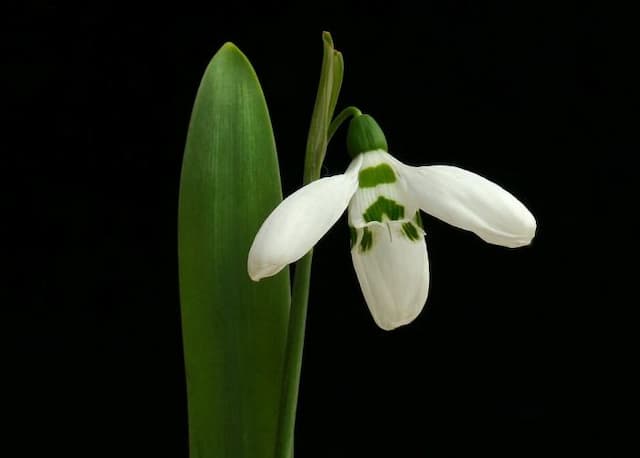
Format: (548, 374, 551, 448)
(327, 49, 343, 125)
(179, 42, 290, 458)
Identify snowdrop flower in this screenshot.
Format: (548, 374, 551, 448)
(248, 114, 536, 330)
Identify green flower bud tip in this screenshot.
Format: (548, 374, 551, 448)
(347, 114, 388, 158)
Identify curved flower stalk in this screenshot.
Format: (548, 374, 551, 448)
(249, 113, 536, 330)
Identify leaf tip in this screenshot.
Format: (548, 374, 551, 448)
(322, 31, 334, 48)
(221, 41, 240, 52)
(209, 41, 258, 80)
(217, 41, 248, 60)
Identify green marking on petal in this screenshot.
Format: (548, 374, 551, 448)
(402, 222, 421, 241)
(349, 225, 357, 249)
(358, 163, 396, 188)
(360, 227, 373, 252)
(363, 196, 405, 222)
(414, 210, 423, 229)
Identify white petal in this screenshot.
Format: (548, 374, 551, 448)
(248, 154, 363, 281)
(398, 164, 536, 248)
(351, 222, 429, 330)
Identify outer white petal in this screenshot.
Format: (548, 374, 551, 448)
(397, 164, 536, 248)
(248, 154, 363, 281)
(351, 222, 429, 330)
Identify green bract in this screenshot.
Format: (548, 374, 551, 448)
(178, 43, 290, 458)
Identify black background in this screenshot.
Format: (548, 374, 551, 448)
(5, 4, 633, 457)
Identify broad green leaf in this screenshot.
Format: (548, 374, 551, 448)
(179, 43, 290, 458)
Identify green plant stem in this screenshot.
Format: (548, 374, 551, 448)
(328, 106, 362, 142)
(273, 251, 313, 458)
(274, 145, 323, 458)
(274, 31, 343, 458)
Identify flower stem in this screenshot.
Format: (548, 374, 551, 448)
(274, 251, 312, 458)
(328, 106, 362, 142)
(274, 31, 343, 458)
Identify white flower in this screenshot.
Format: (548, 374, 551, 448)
(248, 115, 536, 330)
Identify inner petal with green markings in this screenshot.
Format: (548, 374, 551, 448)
(348, 150, 424, 253)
